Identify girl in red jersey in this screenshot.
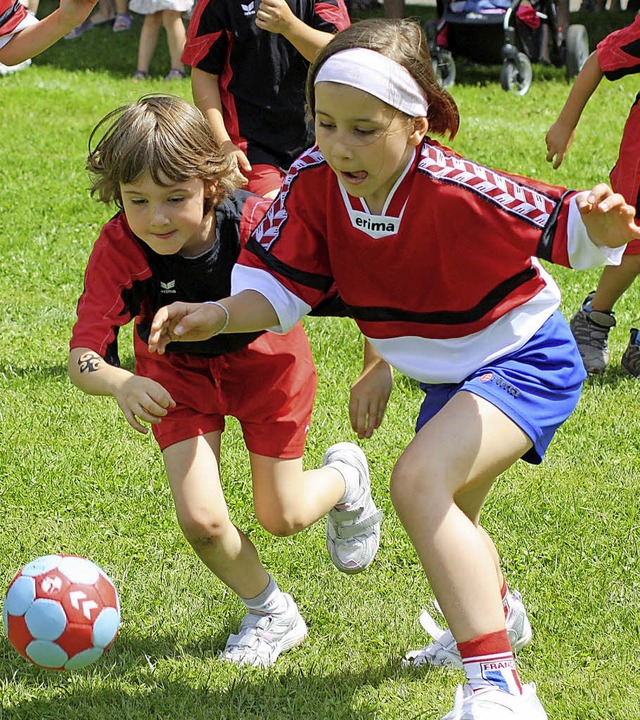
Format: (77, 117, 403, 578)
(148, 20, 640, 719)
(68, 95, 382, 669)
(0, 0, 97, 66)
(546, 13, 640, 377)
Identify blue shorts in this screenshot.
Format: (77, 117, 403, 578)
(415, 311, 586, 464)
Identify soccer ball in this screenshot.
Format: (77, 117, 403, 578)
(3, 554, 120, 671)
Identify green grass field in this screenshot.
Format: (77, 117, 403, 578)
(1, 4, 639, 718)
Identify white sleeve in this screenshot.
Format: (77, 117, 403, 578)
(230, 264, 312, 334)
(0, 13, 39, 50)
(566, 195, 627, 270)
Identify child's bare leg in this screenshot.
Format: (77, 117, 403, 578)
(590, 254, 640, 311)
(163, 433, 269, 599)
(391, 391, 531, 660)
(137, 13, 163, 75)
(162, 9, 187, 71)
(251, 448, 382, 574)
(250, 454, 345, 536)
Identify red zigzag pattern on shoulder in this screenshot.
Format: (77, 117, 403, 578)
(418, 144, 555, 229)
(252, 148, 326, 251)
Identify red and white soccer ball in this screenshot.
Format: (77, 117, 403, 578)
(3, 554, 120, 671)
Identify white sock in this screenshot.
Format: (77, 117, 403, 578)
(242, 575, 288, 616)
(329, 461, 361, 506)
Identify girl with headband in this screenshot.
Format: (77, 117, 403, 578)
(148, 19, 640, 719)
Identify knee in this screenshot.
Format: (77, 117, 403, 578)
(177, 510, 228, 550)
(390, 455, 448, 519)
(390, 457, 423, 516)
(255, 506, 306, 537)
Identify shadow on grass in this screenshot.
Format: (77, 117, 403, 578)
(1, 630, 438, 720)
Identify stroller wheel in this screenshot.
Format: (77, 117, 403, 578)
(565, 25, 589, 78)
(432, 49, 456, 90)
(500, 52, 532, 96)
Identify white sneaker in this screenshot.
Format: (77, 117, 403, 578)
(221, 593, 307, 667)
(323, 443, 383, 574)
(0, 59, 31, 76)
(440, 683, 547, 720)
(403, 591, 532, 668)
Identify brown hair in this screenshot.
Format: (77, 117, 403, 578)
(306, 19, 459, 140)
(87, 95, 239, 212)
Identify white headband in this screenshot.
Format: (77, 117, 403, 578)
(314, 48, 429, 117)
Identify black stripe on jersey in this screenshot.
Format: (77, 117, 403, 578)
(245, 236, 335, 293)
(536, 189, 571, 262)
(604, 38, 640, 80)
(344, 267, 537, 325)
(0, 0, 22, 26)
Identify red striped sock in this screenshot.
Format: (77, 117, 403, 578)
(458, 629, 523, 695)
(501, 579, 509, 618)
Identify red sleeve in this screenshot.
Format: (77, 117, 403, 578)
(70, 215, 152, 358)
(238, 151, 336, 309)
(313, 0, 351, 32)
(596, 14, 640, 80)
(181, 0, 228, 71)
(0, 0, 29, 38)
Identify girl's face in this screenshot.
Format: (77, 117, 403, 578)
(120, 171, 214, 257)
(314, 81, 427, 214)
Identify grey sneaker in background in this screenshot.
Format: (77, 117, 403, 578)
(621, 328, 640, 377)
(569, 292, 616, 374)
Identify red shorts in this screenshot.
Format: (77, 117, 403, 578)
(243, 164, 286, 197)
(610, 98, 640, 254)
(134, 324, 316, 457)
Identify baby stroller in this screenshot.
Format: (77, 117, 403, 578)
(425, 0, 589, 95)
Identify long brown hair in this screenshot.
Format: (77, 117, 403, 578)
(87, 95, 239, 212)
(307, 19, 459, 140)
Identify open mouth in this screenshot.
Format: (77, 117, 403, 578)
(341, 170, 368, 184)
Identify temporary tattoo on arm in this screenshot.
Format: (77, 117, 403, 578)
(77, 352, 103, 374)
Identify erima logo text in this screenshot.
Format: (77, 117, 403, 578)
(241, 1, 255, 15)
(160, 280, 176, 294)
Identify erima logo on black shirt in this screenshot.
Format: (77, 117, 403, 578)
(160, 280, 176, 294)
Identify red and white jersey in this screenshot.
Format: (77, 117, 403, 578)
(232, 139, 623, 383)
(0, 0, 37, 50)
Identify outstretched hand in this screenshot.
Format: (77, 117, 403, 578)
(148, 302, 227, 354)
(577, 184, 640, 248)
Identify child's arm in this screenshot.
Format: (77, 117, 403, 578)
(68, 347, 175, 434)
(149, 290, 279, 354)
(255, 0, 335, 61)
(0, 0, 98, 65)
(191, 67, 251, 183)
(349, 339, 393, 440)
(545, 51, 603, 169)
